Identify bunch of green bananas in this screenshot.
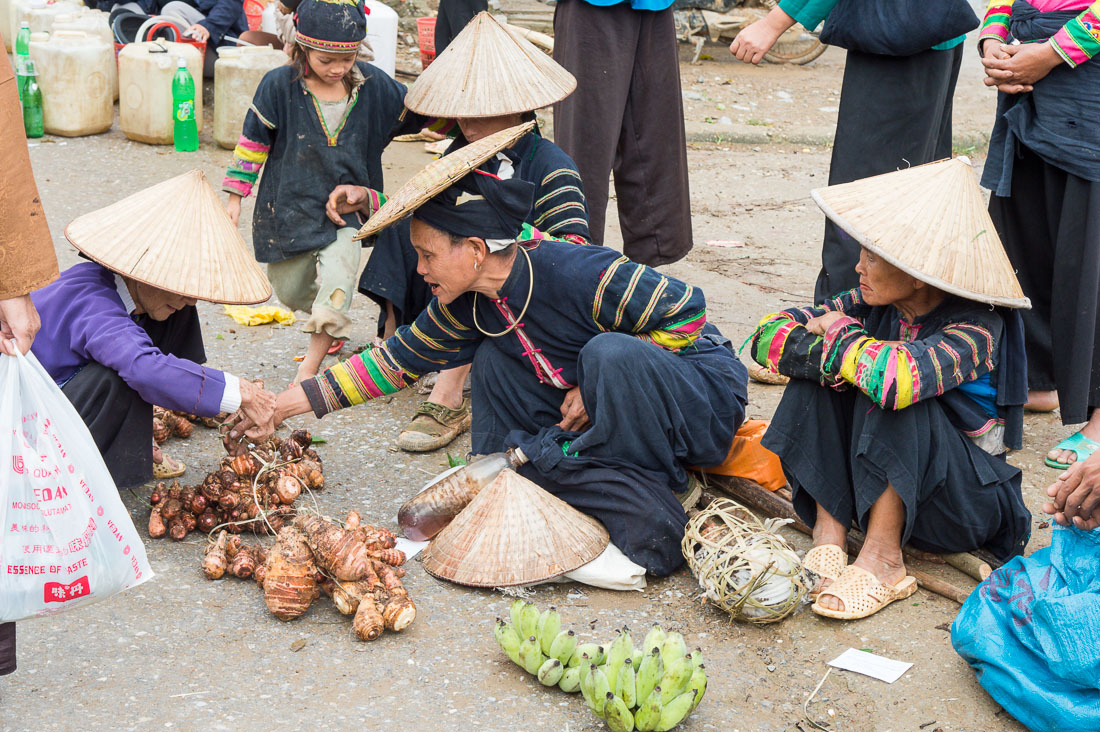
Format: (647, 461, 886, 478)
(493, 600, 707, 731)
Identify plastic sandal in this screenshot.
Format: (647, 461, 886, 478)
(327, 339, 345, 355)
(802, 544, 848, 598)
(1044, 431, 1100, 471)
(747, 362, 789, 386)
(811, 565, 917, 620)
(152, 454, 186, 479)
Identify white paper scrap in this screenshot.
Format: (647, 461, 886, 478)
(395, 536, 429, 560)
(827, 648, 912, 683)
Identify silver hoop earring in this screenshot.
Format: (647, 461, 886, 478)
(474, 260, 482, 272)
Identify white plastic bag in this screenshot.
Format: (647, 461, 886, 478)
(0, 349, 153, 622)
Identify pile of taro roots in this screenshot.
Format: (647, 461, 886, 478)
(202, 511, 414, 641)
(152, 406, 228, 444)
(147, 429, 324, 541)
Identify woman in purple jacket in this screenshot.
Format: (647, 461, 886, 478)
(29, 177, 277, 488)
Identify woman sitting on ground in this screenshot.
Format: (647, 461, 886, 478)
(30, 173, 277, 487)
(230, 136, 748, 576)
(747, 159, 1032, 620)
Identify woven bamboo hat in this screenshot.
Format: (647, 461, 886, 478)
(354, 120, 535, 240)
(404, 12, 575, 118)
(811, 157, 1030, 309)
(422, 469, 609, 587)
(65, 170, 272, 305)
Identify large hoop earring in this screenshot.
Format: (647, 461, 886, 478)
(474, 259, 482, 273)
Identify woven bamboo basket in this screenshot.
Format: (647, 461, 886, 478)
(682, 498, 807, 624)
(354, 120, 535, 240)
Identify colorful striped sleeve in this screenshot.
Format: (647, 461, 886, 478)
(824, 319, 998, 411)
(591, 256, 706, 350)
(300, 298, 482, 417)
(1051, 1, 1100, 67)
(222, 97, 277, 198)
(532, 168, 590, 243)
(979, 0, 1013, 45)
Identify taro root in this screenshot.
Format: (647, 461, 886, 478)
(148, 506, 166, 538)
(181, 512, 197, 533)
(190, 494, 207, 514)
(168, 518, 188, 541)
(230, 454, 259, 478)
(202, 531, 228, 579)
(262, 527, 317, 620)
(230, 545, 257, 578)
(272, 475, 302, 505)
(353, 598, 385, 641)
(289, 429, 312, 448)
(297, 515, 368, 581)
(160, 498, 183, 522)
(226, 535, 243, 559)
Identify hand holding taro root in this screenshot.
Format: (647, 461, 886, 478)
(202, 511, 415, 642)
(222, 379, 279, 449)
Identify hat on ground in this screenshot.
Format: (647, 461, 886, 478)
(354, 120, 535, 240)
(404, 11, 576, 118)
(811, 157, 1031, 309)
(294, 0, 365, 53)
(65, 170, 272, 305)
(421, 469, 609, 587)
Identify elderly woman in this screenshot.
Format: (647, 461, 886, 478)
(30, 172, 277, 488)
(348, 13, 588, 453)
(234, 139, 748, 575)
(748, 159, 1032, 619)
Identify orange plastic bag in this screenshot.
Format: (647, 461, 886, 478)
(693, 419, 787, 492)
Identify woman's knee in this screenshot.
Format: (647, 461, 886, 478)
(578, 332, 650, 373)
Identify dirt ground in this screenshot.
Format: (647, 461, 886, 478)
(1, 34, 1067, 732)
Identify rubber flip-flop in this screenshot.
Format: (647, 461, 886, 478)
(327, 339, 345, 355)
(1044, 431, 1100, 470)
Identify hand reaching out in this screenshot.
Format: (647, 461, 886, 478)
(729, 8, 796, 65)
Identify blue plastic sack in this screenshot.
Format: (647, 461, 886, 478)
(952, 526, 1100, 732)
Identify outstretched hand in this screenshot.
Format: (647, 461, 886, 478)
(222, 379, 279, 451)
(326, 185, 369, 226)
(1044, 453, 1100, 530)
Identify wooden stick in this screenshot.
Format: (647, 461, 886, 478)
(702, 475, 976, 604)
(941, 552, 994, 583)
(501, 22, 554, 53)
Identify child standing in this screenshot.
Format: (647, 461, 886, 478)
(223, 0, 426, 384)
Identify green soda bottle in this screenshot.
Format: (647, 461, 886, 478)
(22, 60, 43, 138)
(15, 21, 31, 103)
(171, 56, 198, 151)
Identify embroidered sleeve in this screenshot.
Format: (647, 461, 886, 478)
(532, 168, 590, 243)
(591, 256, 706, 350)
(222, 81, 278, 198)
(745, 288, 873, 383)
(300, 299, 481, 417)
(979, 0, 1013, 46)
(1051, 1, 1100, 67)
(825, 319, 997, 410)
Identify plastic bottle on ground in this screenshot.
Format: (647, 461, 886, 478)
(171, 55, 198, 151)
(22, 59, 43, 138)
(15, 21, 31, 102)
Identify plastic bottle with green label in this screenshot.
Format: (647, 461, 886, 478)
(171, 56, 198, 151)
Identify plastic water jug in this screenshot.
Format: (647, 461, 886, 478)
(9, 0, 79, 54)
(52, 9, 116, 99)
(213, 45, 286, 149)
(28, 30, 113, 136)
(364, 0, 397, 79)
(119, 41, 203, 145)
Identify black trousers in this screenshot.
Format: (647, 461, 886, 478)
(552, 0, 692, 266)
(60, 306, 206, 488)
(0, 623, 14, 676)
(815, 45, 962, 302)
(473, 329, 747, 575)
(434, 0, 487, 52)
(763, 380, 1030, 562)
(989, 145, 1100, 426)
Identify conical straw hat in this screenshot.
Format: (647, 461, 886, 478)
(65, 170, 272, 305)
(354, 120, 535, 240)
(422, 469, 609, 587)
(811, 157, 1030, 309)
(404, 12, 576, 118)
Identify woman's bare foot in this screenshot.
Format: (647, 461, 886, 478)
(815, 540, 906, 613)
(1048, 411, 1100, 467)
(1025, 389, 1059, 413)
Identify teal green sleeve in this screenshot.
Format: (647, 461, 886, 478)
(777, 0, 837, 29)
